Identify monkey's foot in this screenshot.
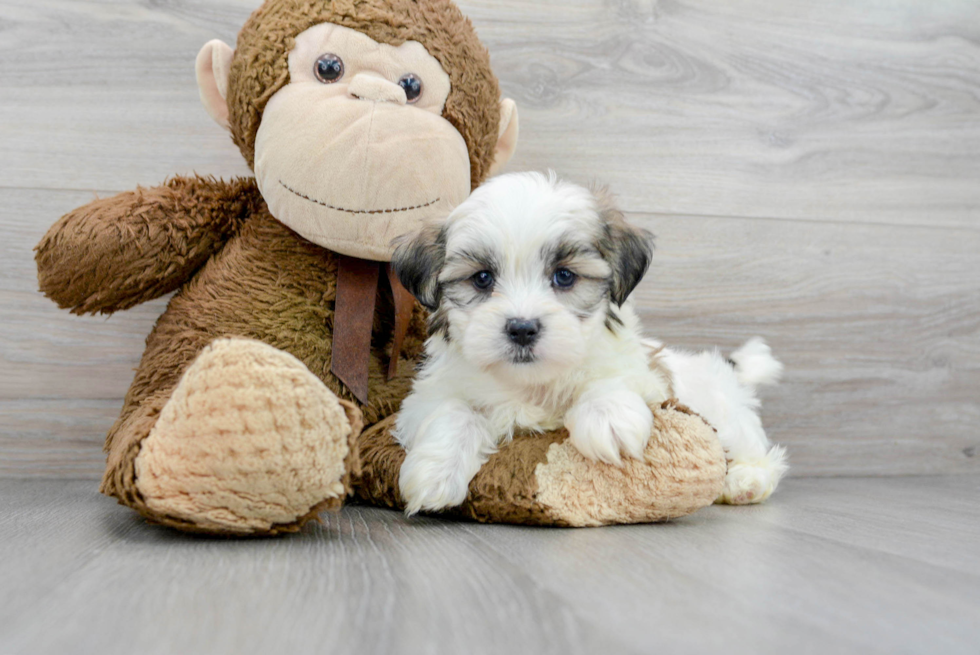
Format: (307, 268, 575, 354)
(133, 338, 361, 534)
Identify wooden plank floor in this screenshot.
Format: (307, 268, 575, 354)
(1, 476, 978, 655)
(1, 0, 978, 478)
(2, 4, 978, 653)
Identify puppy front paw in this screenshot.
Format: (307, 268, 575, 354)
(398, 451, 472, 516)
(716, 445, 789, 505)
(565, 390, 654, 466)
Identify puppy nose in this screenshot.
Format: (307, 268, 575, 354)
(506, 318, 541, 347)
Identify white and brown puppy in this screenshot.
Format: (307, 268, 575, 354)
(391, 172, 787, 515)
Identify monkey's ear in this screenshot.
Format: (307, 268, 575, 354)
(196, 40, 235, 130)
(390, 224, 447, 310)
(594, 187, 655, 306)
(487, 99, 519, 178)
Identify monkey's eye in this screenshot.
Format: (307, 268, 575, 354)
(472, 270, 494, 291)
(314, 54, 344, 83)
(552, 268, 577, 289)
(398, 73, 423, 103)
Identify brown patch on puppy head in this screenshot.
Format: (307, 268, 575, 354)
(228, 0, 502, 188)
(591, 185, 654, 306)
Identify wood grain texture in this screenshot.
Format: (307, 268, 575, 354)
(2, 0, 978, 225)
(481, 0, 980, 227)
(1, 477, 977, 655)
(0, 400, 119, 479)
(0, 480, 619, 655)
(457, 475, 980, 655)
(630, 213, 980, 476)
(4, 189, 977, 477)
(1, 0, 978, 477)
(1, 189, 172, 401)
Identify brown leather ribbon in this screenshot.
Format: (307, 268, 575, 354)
(332, 255, 416, 406)
(386, 264, 415, 380)
(332, 255, 379, 405)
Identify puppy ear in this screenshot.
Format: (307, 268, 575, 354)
(391, 223, 447, 310)
(593, 186, 654, 306)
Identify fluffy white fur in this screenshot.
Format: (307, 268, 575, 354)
(656, 337, 788, 504)
(392, 172, 787, 514)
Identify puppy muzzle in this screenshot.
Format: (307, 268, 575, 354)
(506, 318, 541, 347)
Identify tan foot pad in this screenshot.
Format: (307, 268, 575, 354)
(134, 338, 355, 534)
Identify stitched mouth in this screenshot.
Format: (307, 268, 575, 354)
(279, 180, 440, 215)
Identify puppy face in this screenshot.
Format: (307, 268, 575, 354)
(392, 172, 653, 384)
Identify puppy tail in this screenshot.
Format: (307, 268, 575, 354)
(729, 338, 783, 391)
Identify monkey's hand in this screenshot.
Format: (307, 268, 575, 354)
(35, 175, 260, 315)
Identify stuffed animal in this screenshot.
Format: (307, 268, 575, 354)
(34, 0, 726, 535)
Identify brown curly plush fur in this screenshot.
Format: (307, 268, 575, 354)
(34, 0, 503, 533)
(37, 178, 429, 530)
(36, 177, 262, 315)
(34, 0, 726, 534)
(228, 0, 502, 187)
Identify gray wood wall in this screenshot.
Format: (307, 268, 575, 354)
(1, 0, 977, 479)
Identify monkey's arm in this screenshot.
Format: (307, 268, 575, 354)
(36, 175, 261, 314)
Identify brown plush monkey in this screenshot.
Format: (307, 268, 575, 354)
(35, 0, 725, 535)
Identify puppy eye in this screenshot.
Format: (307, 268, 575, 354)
(398, 73, 423, 103)
(472, 270, 494, 291)
(314, 54, 344, 83)
(552, 268, 577, 289)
